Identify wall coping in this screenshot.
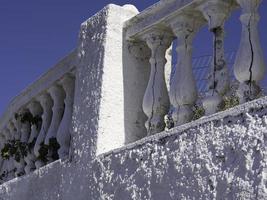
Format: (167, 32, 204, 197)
(124, 0, 239, 40)
(98, 95, 267, 159)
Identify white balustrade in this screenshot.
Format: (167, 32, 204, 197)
(34, 93, 53, 168)
(141, 29, 173, 135)
(45, 85, 65, 162)
(124, 0, 265, 136)
(0, 52, 75, 182)
(0, 76, 75, 180)
(57, 75, 75, 158)
(199, 0, 231, 115)
(234, 0, 266, 103)
(169, 14, 201, 126)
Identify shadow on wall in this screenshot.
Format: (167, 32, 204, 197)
(122, 34, 151, 144)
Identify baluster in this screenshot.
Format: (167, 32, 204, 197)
(24, 101, 42, 174)
(34, 93, 53, 168)
(0, 132, 4, 170)
(199, 0, 231, 115)
(45, 85, 65, 162)
(57, 75, 75, 158)
(0, 132, 8, 182)
(18, 111, 31, 176)
(2, 127, 15, 180)
(6, 122, 17, 178)
(234, 0, 265, 103)
(141, 28, 173, 135)
(169, 14, 201, 126)
(12, 117, 21, 141)
(12, 116, 24, 177)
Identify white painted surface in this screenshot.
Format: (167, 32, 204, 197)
(0, 0, 266, 199)
(1, 96, 267, 199)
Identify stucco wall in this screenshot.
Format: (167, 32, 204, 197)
(1, 98, 267, 199)
(1, 3, 267, 200)
(93, 97, 267, 199)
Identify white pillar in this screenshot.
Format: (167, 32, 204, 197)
(234, 0, 266, 103)
(199, 0, 231, 115)
(12, 116, 24, 177)
(17, 112, 31, 175)
(0, 133, 5, 175)
(12, 117, 21, 141)
(57, 75, 75, 158)
(141, 28, 173, 135)
(24, 101, 42, 174)
(34, 93, 53, 168)
(2, 127, 15, 180)
(169, 15, 200, 126)
(0, 132, 8, 182)
(45, 85, 65, 162)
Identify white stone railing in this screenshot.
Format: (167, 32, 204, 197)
(0, 50, 76, 183)
(124, 0, 266, 136)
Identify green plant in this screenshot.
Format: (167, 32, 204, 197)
(1, 140, 28, 162)
(192, 105, 205, 120)
(222, 95, 239, 111)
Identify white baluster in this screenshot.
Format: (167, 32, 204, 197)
(17, 112, 31, 175)
(6, 122, 17, 178)
(57, 75, 75, 158)
(169, 14, 201, 126)
(0, 132, 8, 182)
(234, 0, 266, 103)
(24, 101, 42, 174)
(199, 0, 231, 115)
(12, 116, 24, 177)
(34, 93, 53, 168)
(2, 127, 15, 180)
(12, 117, 21, 141)
(20, 114, 31, 143)
(141, 29, 173, 135)
(45, 85, 65, 162)
(0, 133, 4, 172)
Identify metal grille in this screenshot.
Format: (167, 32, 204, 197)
(192, 51, 236, 94)
(170, 51, 266, 95)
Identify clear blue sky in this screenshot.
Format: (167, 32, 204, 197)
(0, 0, 266, 115)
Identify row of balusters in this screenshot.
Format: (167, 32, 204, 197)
(0, 74, 75, 182)
(141, 0, 265, 135)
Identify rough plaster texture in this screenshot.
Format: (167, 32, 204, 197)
(1, 2, 267, 200)
(91, 97, 267, 200)
(1, 95, 267, 200)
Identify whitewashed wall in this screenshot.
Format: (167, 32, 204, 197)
(0, 2, 267, 200)
(1, 94, 267, 200)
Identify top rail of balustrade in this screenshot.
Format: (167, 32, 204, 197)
(125, 0, 238, 40)
(0, 49, 77, 130)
